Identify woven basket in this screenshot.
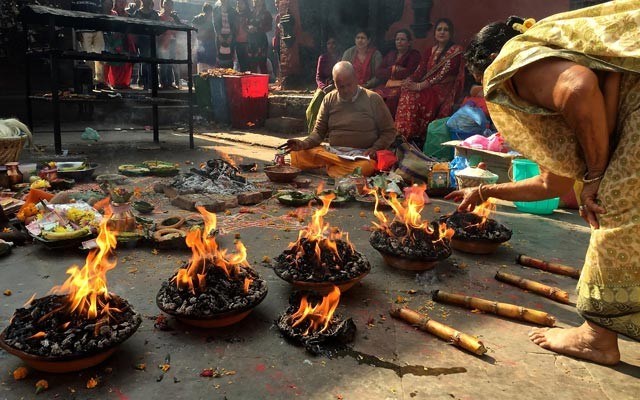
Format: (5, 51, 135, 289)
(455, 171, 499, 189)
(0, 137, 27, 165)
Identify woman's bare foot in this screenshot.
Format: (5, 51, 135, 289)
(528, 321, 620, 365)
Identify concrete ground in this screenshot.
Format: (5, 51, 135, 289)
(0, 123, 639, 400)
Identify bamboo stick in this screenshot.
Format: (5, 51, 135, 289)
(495, 271, 570, 304)
(389, 306, 487, 355)
(432, 290, 556, 327)
(517, 254, 581, 279)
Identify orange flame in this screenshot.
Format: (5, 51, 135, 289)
(370, 185, 454, 243)
(288, 193, 353, 266)
(471, 200, 495, 228)
(49, 210, 118, 320)
(174, 206, 250, 294)
(289, 286, 341, 335)
(27, 331, 47, 340)
(243, 277, 253, 294)
(93, 196, 111, 213)
(216, 149, 238, 168)
(23, 293, 37, 308)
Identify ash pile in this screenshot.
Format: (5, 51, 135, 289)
(171, 159, 257, 195)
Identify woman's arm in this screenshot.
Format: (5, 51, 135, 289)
(445, 168, 574, 212)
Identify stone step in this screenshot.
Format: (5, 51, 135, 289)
(264, 116, 306, 135)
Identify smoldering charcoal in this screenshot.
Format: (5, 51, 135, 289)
(171, 158, 256, 195)
(3, 295, 141, 358)
(441, 212, 512, 242)
(369, 221, 452, 260)
(157, 265, 267, 317)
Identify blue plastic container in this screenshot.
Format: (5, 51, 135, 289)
(209, 77, 230, 123)
(512, 159, 559, 215)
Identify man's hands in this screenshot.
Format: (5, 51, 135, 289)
(282, 139, 305, 153)
(363, 149, 377, 159)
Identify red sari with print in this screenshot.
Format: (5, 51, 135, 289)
(352, 48, 376, 85)
(373, 48, 421, 117)
(395, 44, 465, 139)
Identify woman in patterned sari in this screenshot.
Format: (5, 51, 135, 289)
(394, 18, 465, 146)
(446, 2, 640, 365)
(373, 29, 421, 118)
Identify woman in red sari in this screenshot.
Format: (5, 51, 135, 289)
(104, 0, 137, 89)
(373, 29, 421, 118)
(341, 30, 382, 89)
(395, 18, 465, 145)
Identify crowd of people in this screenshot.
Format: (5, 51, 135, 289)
(70, 0, 275, 91)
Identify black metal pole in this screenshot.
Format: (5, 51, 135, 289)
(150, 33, 159, 143)
(23, 21, 33, 133)
(49, 16, 62, 154)
(187, 30, 194, 149)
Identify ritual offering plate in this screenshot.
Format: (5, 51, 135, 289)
(142, 160, 179, 176)
(156, 206, 268, 328)
(277, 287, 356, 355)
(132, 200, 154, 214)
(276, 191, 315, 207)
(0, 294, 141, 373)
(118, 164, 151, 177)
(264, 165, 301, 183)
(56, 163, 99, 182)
(315, 190, 350, 206)
(368, 186, 453, 271)
(273, 193, 371, 294)
(440, 208, 512, 254)
(153, 228, 187, 249)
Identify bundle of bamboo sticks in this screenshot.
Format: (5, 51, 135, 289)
(432, 290, 556, 326)
(495, 271, 570, 304)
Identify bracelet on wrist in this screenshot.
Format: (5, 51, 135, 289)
(478, 183, 486, 203)
(582, 171, 604, 184)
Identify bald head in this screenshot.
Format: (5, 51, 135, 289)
(332, 61, 359, 101)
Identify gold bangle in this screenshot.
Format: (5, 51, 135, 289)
(582, 171, 604, 184)
(478, 183, 486, 203)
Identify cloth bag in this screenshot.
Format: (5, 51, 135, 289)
(393, 138, 438, 183)
(423, 117, 453, 161)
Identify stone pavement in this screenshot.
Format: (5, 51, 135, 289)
(0, 124, 638, 400)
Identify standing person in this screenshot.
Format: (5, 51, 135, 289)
(104, 0, 137, 89)
(234, 0, 252, 72)
(132, 0, 160, 90)
(341, 30, 382, 89)
(213, 0, 237, 69)
(271, 0, 281, 79)
(373, 29, 421, 118)
(70, 0, 109, 89)
(305, 37, 339, 133)
(125, 0, 140, 15)
(394, 18, 465, 146)
(192, 3, 217, 73)
(446, 1, 640, 365)
(247, 0, 272, 73)
(159, 0, 180, 89)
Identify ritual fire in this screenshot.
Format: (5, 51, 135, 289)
(156, 206, 267, 327)
(277, 286, 356, 354)
(171, 158, 257, 195)
(272, 193, 371, 293)
(440, 201, 512, 254)
(0, 212, 141, 373)
(369, 185, 454, 271)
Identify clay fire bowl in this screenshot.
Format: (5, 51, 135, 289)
(0, 333, 118, 373)
(377, 250, 439, 271)
(264, 165, 301, 183)
(450, 238, 502, 255)
(156, 288, 267, 329)
(274, 269, 369, 295)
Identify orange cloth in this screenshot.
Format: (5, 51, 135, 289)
(290, 146, 375, 178)
(19, 188, 54, 210)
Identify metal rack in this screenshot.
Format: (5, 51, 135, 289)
(21, 5, 196, 154)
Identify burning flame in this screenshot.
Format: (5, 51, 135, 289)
(243, 277, 253, 294)
(288, 192, 353, 266)
(215, 148, 238, 169)
(369, 185, 454, 243)
(289, 286, 341, 335)
(469, 200, 496, 229)
(27, 331, 47, 340)
(174, 206, 250, 294)
(49, 210, 119, 321)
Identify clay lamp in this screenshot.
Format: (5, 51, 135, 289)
(272, 192, 371, 294)
(0, 211, 141, 373)
(369, 185, 454, 271)
(156, 206, 267, 328)
(440, 201, 512, 254)
(277, 286, 356, 354)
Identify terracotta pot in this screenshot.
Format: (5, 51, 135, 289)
(378, 251, 438, 271)
(450, 239, 501, 255)
(274, 269, 369, 295)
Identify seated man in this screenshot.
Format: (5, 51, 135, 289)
(284, 61, 396, 177)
